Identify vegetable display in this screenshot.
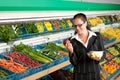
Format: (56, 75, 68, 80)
(0, 57, 28, 73)
(6, 51, 41, 68)
(12, 43, 53, 63)
(39, 42, 65, 59)
(52, 20, 60, 30)
(35, 22, 45, 32)
(0, 70, 9, 78)
(25, 23, 38, 33)
(0, 24, 17, 42)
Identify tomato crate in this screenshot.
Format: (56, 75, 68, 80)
(2, 51, 42, 68)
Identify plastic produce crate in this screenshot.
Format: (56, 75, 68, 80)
(106, 69, 120, 80)
(65, 18, 73, 30)
(103, 38, 116, 45)
(0, 66, 16, 80)
(51, 20, 64, 32)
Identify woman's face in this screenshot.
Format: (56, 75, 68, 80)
(73, 18, 87, 35)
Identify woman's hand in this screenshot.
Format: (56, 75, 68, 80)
(94, 57, 101, 61)
(65, 40, 73, 54)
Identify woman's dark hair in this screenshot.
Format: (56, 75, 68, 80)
(73, 13, 91, 34)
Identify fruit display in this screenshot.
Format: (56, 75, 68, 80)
(0, 13, 120, 80)
(96, 17, 103, 24)
(116, 43, 120, 49)
(51, 20, 61, 30)
(35, 22, 45, 32)
(100, 59, 107, 65)
(106, 47, 119, 56)
(44, 21, 53, 31)
(88, 18, 98, 27)
(6, 51, 41, 68)
(66, 19, 73, 28)
(103, 60, 118, 74)
(113, 57, 120, 64)
(105, 51, 114, 60)
(100, 27, 120, 39)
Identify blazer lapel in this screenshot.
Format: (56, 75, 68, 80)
(87, 36, 97, 51)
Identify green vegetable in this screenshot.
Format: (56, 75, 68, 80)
(0, 24, 17, 42)
(0, 70, 9, 78)
(13, 43, 53, 63)
(60, 20, 66, 28)
(25, 23, 38, 33)
(35, 22, 45, 32)
(40, 42, 64, 59)
(13, 24, 24, 35)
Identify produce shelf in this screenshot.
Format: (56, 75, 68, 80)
(21, 39, 120, 80)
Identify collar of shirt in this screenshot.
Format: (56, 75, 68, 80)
(71, 30, 97, 48)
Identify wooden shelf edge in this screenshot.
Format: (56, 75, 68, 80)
(104, 40, 120, 48)
(22, 60, 71, 80)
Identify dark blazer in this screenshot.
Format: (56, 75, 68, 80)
(69, 32, 105, 73)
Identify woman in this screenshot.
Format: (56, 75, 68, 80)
(65, 13, 105, 80)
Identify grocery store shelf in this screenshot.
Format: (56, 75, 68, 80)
(21, 40, 120, 80)
(22, 60, 71, 80)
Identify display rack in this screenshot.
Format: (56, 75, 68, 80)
(0, 11, 120, 80)
(21, 40, 120, 80)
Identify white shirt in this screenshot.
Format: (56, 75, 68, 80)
(71, 30, 97, 48)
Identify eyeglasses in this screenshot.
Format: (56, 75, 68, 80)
(74, 22, 84, 28)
